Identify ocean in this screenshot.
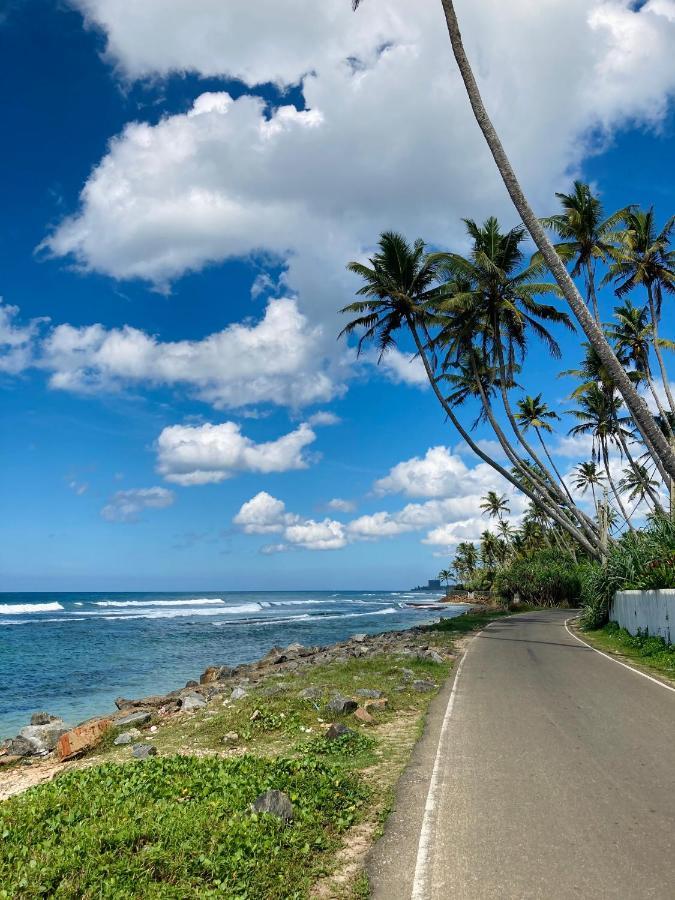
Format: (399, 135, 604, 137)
(0, 590, 466, 739)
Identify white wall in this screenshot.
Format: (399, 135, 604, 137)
(611, 589, 674, 644)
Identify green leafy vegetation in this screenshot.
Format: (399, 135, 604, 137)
(494, 549, 585, 607)
(429, 608, 511, 634)
(582, 622, 675, 679)
(581, 516, 675, 629)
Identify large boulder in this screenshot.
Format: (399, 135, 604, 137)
(58, 719, 111, 761)
(200, 665, 232, 684)
(326, 722, 353, 740)
(115, 711, 152, 728)
(180, 693, 207, 712)
(11, 721, 70, 757)
(30, 712, 61, 726)
(252, 790, 294, 821)
(325, 695, 358, 715)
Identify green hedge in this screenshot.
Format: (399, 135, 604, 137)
(494, 549, 585, 607)
(581, 516, 675, 630)
(0, 753, 369, 899)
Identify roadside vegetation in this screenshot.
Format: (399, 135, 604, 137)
(0, 628, 462, 898)
(579, 622, 675, 683)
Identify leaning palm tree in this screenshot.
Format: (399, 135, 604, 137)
(540, 181, 628, 322)
(515, 394, 574, 505)
(605, 208, 675, 416)
(480, 490, 510, 520)
(350, 0, 675, 479)
(572, 461, 605, 518)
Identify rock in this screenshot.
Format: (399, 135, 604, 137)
(200, 665, 232, 684)
(0, 754, 21, 768)
(326, 722, 353, 740)
(185, 680, 200, 689)
(300, 687, 323, 700)
(249, 709, 261, 722)
(113, 728, 141, 746)
(364, 698, 388, 712)
(418, 649, 444, 664)
(13, 721, 70, 757)
(252, 789, 294, 821)
(354, 707, 374, 725)
(231, 687, 248, 701)
(6, 736, 34, 758)
(260, 646, 287, 665)
(30, 712, 61, 726)
(132, 744, 157, 759)
(325, 696, 358, 715)
(180, 693, 207, 712)
(115, 711, 152, 728)
(222, 732, 239, 744)
(259, 683, 288, 697)
(355, 689, 382, 699)
(58, 719, 112, 760)
(400, 668, 415, 682)
(412, 680, 436, 693)
(352, 634, 368, 643)
(115, 695, 169, 711)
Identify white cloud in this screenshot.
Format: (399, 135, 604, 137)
(156, 421, 317, 486)
(68, 480, 89, 496)
(39, 297, 340, 410)
(284, 518, 347, 551)
(376, 348, 428, 388)
(101, 486, 174, 523)
(327, 497, 357, 513)
(233, 491, 346, 550)
(307, 410, 341, 427)
(0, 301, 47, 375)
(233, 491, 297, 534)
(374, 445, 500, 499)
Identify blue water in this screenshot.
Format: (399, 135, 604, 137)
(0, 591, 466, 739)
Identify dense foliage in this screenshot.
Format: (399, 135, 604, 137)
(581, 516, 675, 629)
(593, 622, 675, 675)
(0, 753, 369, 899)
(494, 549, 585, 607)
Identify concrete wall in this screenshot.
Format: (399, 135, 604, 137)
(610, 589, 674, 644)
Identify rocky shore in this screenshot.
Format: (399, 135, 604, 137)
(1, 620, 455, 771)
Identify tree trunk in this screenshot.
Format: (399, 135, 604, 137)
(585, 259, 600, 323)
(438, 0, 675, 479)
(602, 444, 635, 532)
(535, 428, 576, 507)
(646, 369, 674, 441)
(615, 427, 664, 514)
(647, 282, 675, 416)
(407, 318, 601, 557)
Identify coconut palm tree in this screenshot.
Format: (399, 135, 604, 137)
(452, 541, 478, 584)
(342, 232, 602, 557)
(438, 568, 453, 591)
(350, 0, 675, 480)
(480, 530, 501, 572)
(572, 461, 605, 517)
(605, 208, 675, 417)
(480, 491, 510, 520)
(515, 394, 574, 505)
(619, 464, 662, 510)
(540, 181, 628, 322)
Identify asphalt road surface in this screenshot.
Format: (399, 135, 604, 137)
(368, 609, 675, 899)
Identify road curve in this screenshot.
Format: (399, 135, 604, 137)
(368, 609, 675, 899)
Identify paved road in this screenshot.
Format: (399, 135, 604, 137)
(368, 609, 675, 899)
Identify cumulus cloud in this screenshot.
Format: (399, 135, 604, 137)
(0, 301, 47, 375)
(233, 490, 346, 550)
(233, 491, 297, 534)
(101, 486, 174, 522)
(156, 421, 317, 486)
(373, 446, 501, 499)
(376, 348, 428, 388)
(327, 497, 357, 513)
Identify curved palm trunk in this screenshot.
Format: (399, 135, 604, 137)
(585, 259, 600, 323)
(438, 0, 675, 480)
(407, 319, 601, 557)
(646, 370, 674, 440)
(647, 283, 675, 416)
(615, 427, 664, 514)
(602, 443, 635, 532)
(534, 427, 576, 507)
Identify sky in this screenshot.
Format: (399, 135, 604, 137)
(1, 0, 674, 592)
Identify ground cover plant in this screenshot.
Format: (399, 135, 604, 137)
(580, 622, 675, 681)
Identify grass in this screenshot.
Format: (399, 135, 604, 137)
(0, 624, 462, 899)
(428, 607, 511, 634)
(581, 621, 675, 683)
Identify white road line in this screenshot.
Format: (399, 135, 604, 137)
(410, 627, 486, 900)
(564, 617, 675, 695)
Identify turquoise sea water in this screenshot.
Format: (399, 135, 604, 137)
(0, 590, 465, 738)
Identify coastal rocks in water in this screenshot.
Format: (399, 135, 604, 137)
(114, 728, 141, 746)
(252, 790, 294, 822)
(231, 687, 248, 701)
(10, 721, 71, 757)
(200, 665, 232, 684)
(180, 693, 207, 712)
(325, 695, 358, 715)
(30, 712, 61, 726)
(132, 744, 157, 759)
(355, 689, 382, 699)
(352, 634, 368, 643)
(116, 711, 152, 728)
(354, 707, 374, 725)
(58, 719, 112, 761)
(326, 722, 353, 740)
(412, 680, 436, 693)
(300, 687, 323, 701)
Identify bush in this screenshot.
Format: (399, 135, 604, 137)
(494, 549, 585, 607)
(0, 754, 369, 899)
(580, 516, 675, 630)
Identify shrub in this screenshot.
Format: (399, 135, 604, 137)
(0, 754, 369, 899)
(580, 516, 675, 630)
(494, 549, 585, 607)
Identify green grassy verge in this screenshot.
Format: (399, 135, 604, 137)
(428, 607, 511, 634)
(0, 627, 462, 899)
(581, 621, 675, 683)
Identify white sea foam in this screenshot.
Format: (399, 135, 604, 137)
(0, 602, 64, 615)
(93, 598, 225, 608)
(93, 602, 263, 620)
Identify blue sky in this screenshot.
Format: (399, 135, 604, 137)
(1, 0, 674, 591)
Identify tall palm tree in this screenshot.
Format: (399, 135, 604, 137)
(605, 209, 675, 417)
(619, 464, 662, 511)
(572, 461, 605, 518)
(540, 181, 628, 322)
(453, 541, 478, 583)
(479, 491, 510, 520)
(515, 394, 574, 505)
(351, 0, 675, 480)
(480, 530, 501, 572)
(342, 232, 601, 557)
(438, 568, 452, 590)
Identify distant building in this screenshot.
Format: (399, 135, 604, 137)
(411, 578, 443, 592)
